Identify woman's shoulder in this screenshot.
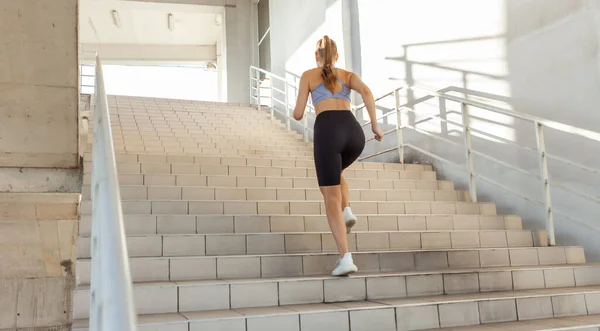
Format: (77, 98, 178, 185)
(335, 68, 355, 84)
(302, 67, 322, 77)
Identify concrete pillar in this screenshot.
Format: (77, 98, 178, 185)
(0, 1, 81, 330)
(225, 0, 257, 103)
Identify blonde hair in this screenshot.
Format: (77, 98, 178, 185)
(316, 35, 338, 93)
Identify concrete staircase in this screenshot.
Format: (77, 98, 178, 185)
(72, 96, 600, 331)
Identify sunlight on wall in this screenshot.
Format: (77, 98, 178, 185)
(271, 0, 517, 143)
(283, 0, 346, 79)
(354, 0, 515, 144)
(102, 65, 218, 101)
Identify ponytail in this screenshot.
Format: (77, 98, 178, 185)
(317, 35, 339, 93)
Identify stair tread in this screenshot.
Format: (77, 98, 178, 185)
(431, 314, 600, 330)
(84, 199, 483, 203)
(72, 287, 600, 328)
(81, 214, 510, 218)
(76, 245, 582, 261)
(74, 263, 598, 291)
(77, 229, 536, 238)
(89, 185, 453, 190)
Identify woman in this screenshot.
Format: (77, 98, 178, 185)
(293, 35, 384, 276)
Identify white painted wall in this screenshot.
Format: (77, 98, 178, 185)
(267, 0, 600, 261)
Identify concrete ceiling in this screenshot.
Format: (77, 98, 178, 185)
(80, 0, 224, 45)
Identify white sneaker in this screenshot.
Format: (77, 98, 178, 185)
(332, 253, 358, 276)
(343, 207, 357, 234)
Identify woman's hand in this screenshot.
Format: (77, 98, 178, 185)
(372, 125, 384, 142)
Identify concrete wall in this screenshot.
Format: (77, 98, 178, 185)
(0, 1, 81, 330)
(0, 0, 80, 170)
(267, 0, 600, 261)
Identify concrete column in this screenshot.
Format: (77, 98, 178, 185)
(0, 1, 81, 330)
(225, 0, 256, 103)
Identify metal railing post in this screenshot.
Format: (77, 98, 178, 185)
(461, 102, 477, 202)
(256, 70, 261, 112)
(535, 122, 556, 246)
(285, 83, 290, 130)
(269, 76, 274, 121)
(248, 67, 253, 105)
(394, 89, 404, 164)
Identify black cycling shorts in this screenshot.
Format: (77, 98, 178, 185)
(313, 110, 366, 186)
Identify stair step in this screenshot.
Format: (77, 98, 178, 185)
(82, 162, 435, 180)
(83, 153, 426, 171)
(433, 314, 600, 330)
(75, 246, 587, 285)
(76, 230, 541, 259)
(94, 147, 314, 157)
(85, 153, 316, 163)
(83, 173, 453, 191)
(78, 214, 524, 236)
(72, 265, 600, 320)
(80, 200, 497, 216)
(0, 193, 80, 220)
(72, 286, 600, 330)
(81, 185, 468, 202)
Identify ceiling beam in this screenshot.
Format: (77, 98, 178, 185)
(81, 43, 217, 63)
(120, 0, 236, 7)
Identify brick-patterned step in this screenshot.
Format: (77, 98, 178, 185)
(80, 199, 498, 217)
(81, 186, 468, 202)
(73, 285, 600, 331)
(75, 246, 586, 285)
(76, 230, 542, 259)
(78, 214, 524, 236)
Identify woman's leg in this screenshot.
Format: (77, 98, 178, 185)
(320, 185, 348, 258)
(340, 174, 350, 210)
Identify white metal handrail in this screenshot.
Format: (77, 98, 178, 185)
(249, 66, 600, 247)
(358, 84, 600, 246)
(89, 55, 138, 331)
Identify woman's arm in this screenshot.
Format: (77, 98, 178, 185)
(349, 73, 384, 141)
(293, 72, 310, 121)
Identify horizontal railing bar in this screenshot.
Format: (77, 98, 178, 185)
(361, 110, 399, 128)
(404, 143, 463, 170)
(410, 85, 600, 143)
(404, 107, 452, 125)
(355, 88, 402, 112)
(250, 66, 288, 85)
(406, 125, 463, 148)
(547, 154, 600, 175)
(474, 173, 545, 205)
(365, 127, 398, 142)
(407, 142, 546, 205)
(404, 106, 538, 154)
(471, 150, 541, 180)
(554, 209, 600, 234)
(272, 98, 286, 107)
(551, 181, 600, 205)
(358, 147, 398, 161)
(272, 86, 285, 94)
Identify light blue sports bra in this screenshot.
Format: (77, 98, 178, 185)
(311, 78, 351, 106)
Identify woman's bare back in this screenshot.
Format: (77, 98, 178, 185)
(304, 67, 354, 114)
